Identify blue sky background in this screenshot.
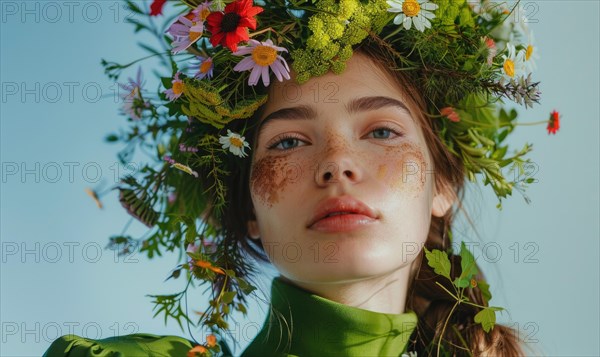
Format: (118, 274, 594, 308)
(1, 1, 598, 356)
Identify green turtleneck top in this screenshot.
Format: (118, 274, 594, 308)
(241, 277, 417, 357)
(42, 277, 417, 357)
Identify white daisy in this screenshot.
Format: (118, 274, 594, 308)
(501, 42, 525, 81)
(387, 0, 438, 32)
(219, 129, 251, 157)
(520, 32, 539, 73)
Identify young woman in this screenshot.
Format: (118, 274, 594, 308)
(237, 48, 520, 356)
(44, 0, 556, 355)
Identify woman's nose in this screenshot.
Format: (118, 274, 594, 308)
(314, 137, 363, 187)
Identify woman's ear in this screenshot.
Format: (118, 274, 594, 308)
(431, 182, 456, 218)
(247, 207, 261, 240)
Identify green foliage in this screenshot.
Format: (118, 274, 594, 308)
(440, 93, 535, 208)
(425, 240, 505, 342)
(478, 280, 492, 305)
(291, 0, 390, 82)
(454, 242, 478, 288)
(147, 290, 195, 332)
(474, 307, 503, 333)
(424, 247, 452, 280)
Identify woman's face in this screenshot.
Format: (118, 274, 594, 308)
(247, 52, 453, 284)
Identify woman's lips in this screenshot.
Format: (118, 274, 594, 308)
(308, 213, 378, 233)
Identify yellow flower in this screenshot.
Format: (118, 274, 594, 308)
(339, 0, 359, 20)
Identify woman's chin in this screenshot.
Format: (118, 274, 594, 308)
(276, 260, 410, 285)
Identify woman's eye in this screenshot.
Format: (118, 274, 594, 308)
(367, 126, 403, 140)
(267, 135, 305, 151)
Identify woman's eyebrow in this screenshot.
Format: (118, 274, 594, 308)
(346, 96, 410, 115)
(257, 105, 317, 136)
(257, 96, 411, 137)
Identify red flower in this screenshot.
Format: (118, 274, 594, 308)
(150, 0, 167, 16)
(547, 110, 560, 135)
(440, 107, 460, 122)
(206, 0, 263, 52)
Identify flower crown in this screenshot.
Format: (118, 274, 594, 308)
(98, 0, 560, 355)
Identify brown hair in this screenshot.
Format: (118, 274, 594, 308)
(356, 39, 527, 356)
(201, 38, 528, 357)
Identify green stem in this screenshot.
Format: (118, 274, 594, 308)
(117, 52, 171, 70)
(120, 217, 134, 236)
(435, 281, 460, 301)
(514, 120, 550, 126)
(437, 300, 460, 357)
(460, 299, 493, 310)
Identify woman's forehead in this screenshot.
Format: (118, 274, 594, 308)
(265, 54, 414, 110)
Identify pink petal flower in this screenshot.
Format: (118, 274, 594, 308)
(232, 39, 290, 87)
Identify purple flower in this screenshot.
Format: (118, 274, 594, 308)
(164, 72, 184, 101)
(193, 1, 213, 22)
(233, 39, 290, 87)
(119, 67, 150, 120)
(193, 56, 214, 80)
(163, 155, 175, 164)
(119, 67, 143, 96)
(166, 14, 204, 54)
(179, 143, 199, 152)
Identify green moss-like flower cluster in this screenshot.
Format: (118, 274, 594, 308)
(435, 0, 475, 27)
(291, 0, 389, 83)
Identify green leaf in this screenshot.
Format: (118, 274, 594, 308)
(497, 129, 510, 143)
(174, 215, 197, 245)
(236, 303, 247, 315)
(474, 307, 502, 333)
(161, 76, 172, 89)
(221, 291, 236, 304)
(478, 280, 492, 304)
(454, 241, 479, 288)
(216, 318, 228, 329)
(491, 145, 508, 160)
(126, 0, 144, 14)
(234, 276, 257, 295)
(165, 268, 181, 281)
(424, 247, 452, 280)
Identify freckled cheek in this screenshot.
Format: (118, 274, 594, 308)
(379, 143, 428, 196)
(249, 156, 312, 207)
